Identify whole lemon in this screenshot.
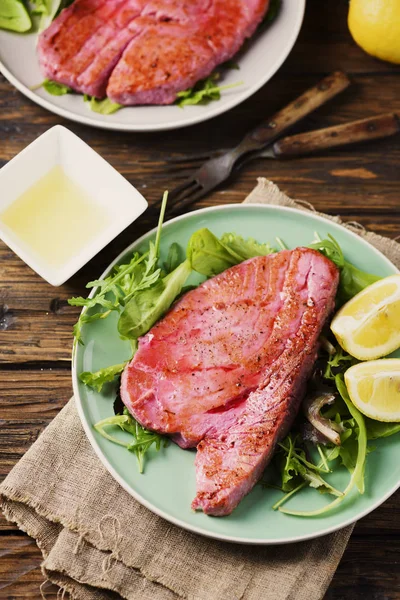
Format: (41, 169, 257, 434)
(348, 0, 400, 64)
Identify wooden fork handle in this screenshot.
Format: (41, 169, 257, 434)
(238, 71, 351, 153)
(272, 113, 400, 157)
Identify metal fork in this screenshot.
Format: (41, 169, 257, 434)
(166, 111, 400, 176)
(148, 71, 351, 215)
(148, 71, 400, 218)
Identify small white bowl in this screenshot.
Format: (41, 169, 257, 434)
(0, 125, 148, 286)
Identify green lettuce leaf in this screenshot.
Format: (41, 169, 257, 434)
(42, 78, 72, 96)
(0, 0, 32, 32)
(69, 251, 147, 344)
(219, 232, 275, 262)
(365, 419, 400, 440)
(187, 228, 238, 276)
(118, 259, 192, 339)
(176, 73, 242, 108)
(187, 228, 275, 277)
(163, 242, 184, 274)
(309, 235, 381, 302)
(29, 0, 51, 16)
(83, 95, 122, 115)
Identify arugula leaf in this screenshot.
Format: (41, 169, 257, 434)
(279, 376, 367, 517)
(79, 361, 128, 393)
(42, 78, 72, 96)
(309, 235, 344, 268)
(118, 259, 192, 339)
(94, 409, 166, 473)
(303, 471, 343, 497)
(0, 0, 75, 33)
(125, 417, 166, 474)
(176, 73, 243, 108)
(0, 0, 32, 32)
(83, 95, 123, 115)
(69, 252, 146, 344)
(323, 345, 357, 381)
(69, 192, 169, 344)
(309, 235, 381, 302)
(273, 434, 342, 507)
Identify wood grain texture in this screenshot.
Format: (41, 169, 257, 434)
(0, 0, 400, 597)
(273, 113, 400, 157)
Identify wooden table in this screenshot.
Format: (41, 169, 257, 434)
(1, 1, 400, 597)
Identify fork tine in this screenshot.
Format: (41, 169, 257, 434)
(144, 178, 201, 221)
(168, 182, 203, 209)
(151, 178, 197, 212)
(169, 185, 209, 215)
(165, 150, 224, 164)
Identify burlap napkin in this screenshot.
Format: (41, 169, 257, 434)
(2, 178, 400, 600)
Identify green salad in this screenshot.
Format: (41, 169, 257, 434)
(70, 194, 400, 516)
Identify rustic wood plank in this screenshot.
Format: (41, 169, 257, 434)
(0, 370, 71, 477)
(1, 0, 400, 596)
(2, 73, 400, 168)
(1, 532, 400, 600)
(327, 536, 400, 600)
(0, 535, 59, 599)
(1, 370, 71, 418)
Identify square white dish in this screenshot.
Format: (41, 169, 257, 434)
(0, 125, 148, 286)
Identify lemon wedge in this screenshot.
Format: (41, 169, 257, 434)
(331, 274, 400, 360)
(345, 359, 400, 422)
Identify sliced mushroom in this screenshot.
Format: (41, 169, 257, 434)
(303, 392, 344, 446)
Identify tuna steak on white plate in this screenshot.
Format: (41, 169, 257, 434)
(121, 248, 339, 515)
(37, 0, 270, 104)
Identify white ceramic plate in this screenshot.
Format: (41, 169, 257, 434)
(0, 1, 305, 132)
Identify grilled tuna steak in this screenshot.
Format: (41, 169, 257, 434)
(37, 0, 144, 98)
(37, 0, 270, 104)
(121, 248, 339, 515)
(106, 0, 270, 105)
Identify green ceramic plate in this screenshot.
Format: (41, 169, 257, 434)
(72, 204, 400, 544)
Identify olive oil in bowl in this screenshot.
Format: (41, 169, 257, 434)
(0, 165, 109, 269)
(0, 125, 148, 286)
